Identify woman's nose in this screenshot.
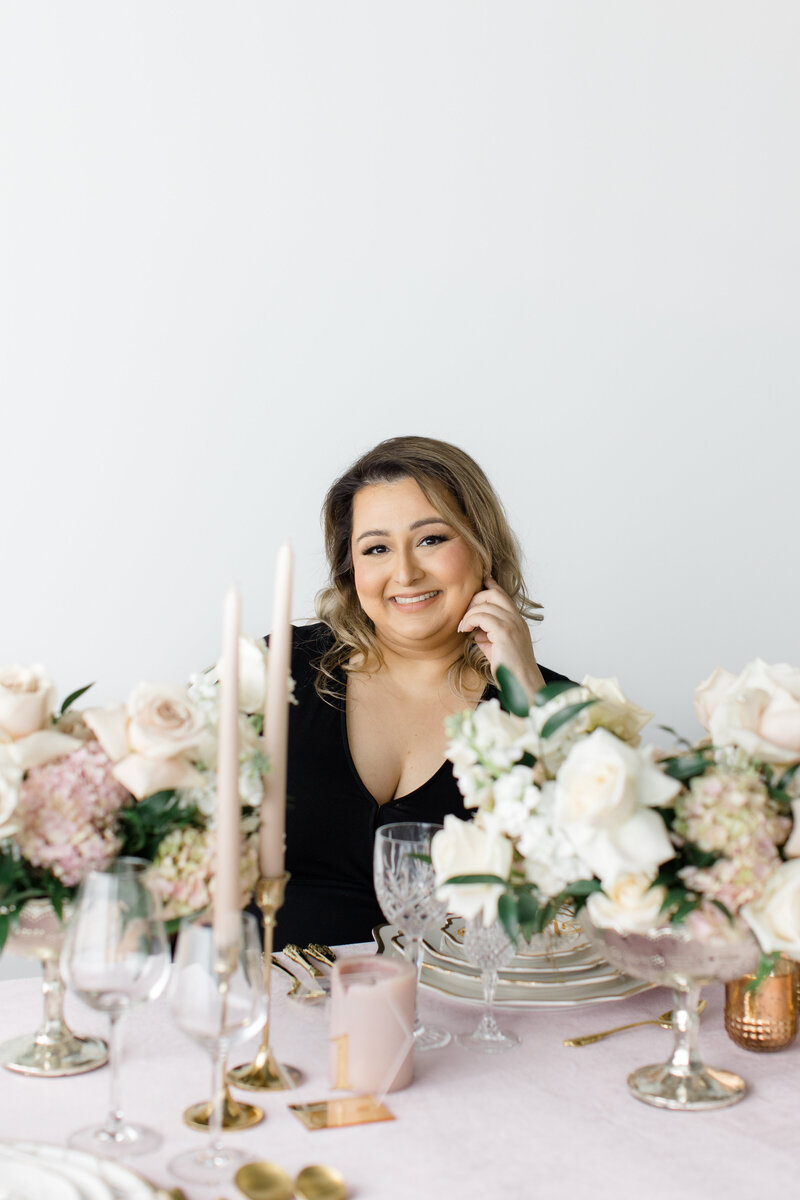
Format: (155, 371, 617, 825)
(393, 546, 422, 585)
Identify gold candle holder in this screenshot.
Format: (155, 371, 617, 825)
(227, 872, 303, 1091)
(183, 936, 264, 1131)
(725, 955, 798, 1052)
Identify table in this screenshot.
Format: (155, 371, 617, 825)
(1, 944, 799, 1200)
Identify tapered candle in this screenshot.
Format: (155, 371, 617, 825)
(214, 584, 241, 949)
(260, 542, 293, 876)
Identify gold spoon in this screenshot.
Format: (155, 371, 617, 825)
(563, 999, 707, 1047)
(235, 1163, 347, 1200)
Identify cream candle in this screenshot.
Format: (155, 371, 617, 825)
(260, 541, 293, 877)
(329, 957, 416, 1097)
(213, 584, 241, 950)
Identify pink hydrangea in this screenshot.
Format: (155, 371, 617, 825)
(146, 825, 259, 922)
(15, 741, 131, 886)
(674, 769, 790, 914)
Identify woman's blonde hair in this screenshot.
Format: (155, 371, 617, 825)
(314, 435, 542, 701)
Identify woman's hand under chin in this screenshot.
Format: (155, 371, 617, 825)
(457, 576, 545, 700)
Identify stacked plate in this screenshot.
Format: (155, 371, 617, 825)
(0, 1141, 159, 1200)
(374, 916, 653, 1009)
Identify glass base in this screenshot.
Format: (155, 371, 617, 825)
(169, 1143, 252, 1186)
(1, 1032, 109, 1077)
(456, 1027, 520, 1054)
(414, 1022, 450, 1051)
(627, 1063, 747, 1111)
(69, 1122, 163, 1158)
(183, 1094, 264, 1131)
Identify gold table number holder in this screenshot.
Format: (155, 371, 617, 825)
(228, 873, 304, 1091)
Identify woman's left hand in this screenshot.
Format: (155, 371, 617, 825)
(458, 576, 545, 700)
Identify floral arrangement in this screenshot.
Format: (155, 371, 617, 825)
(431, 659, 800, 973)
(0, 638, 272, 946)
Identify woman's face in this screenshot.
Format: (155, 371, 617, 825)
(350, 476, 484, 655)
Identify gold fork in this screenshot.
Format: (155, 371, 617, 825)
(284, 944, 332, 991)
(271, 955, 326, 1003)
(564, 999, 707, 1047)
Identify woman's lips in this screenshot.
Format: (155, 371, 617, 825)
(389, 590, 441, 609)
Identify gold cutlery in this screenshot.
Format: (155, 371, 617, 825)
(235, 1161, 347, 1200)
(284, 944, 332, 991)
(305, 943, 337, 967)
(563, 999, 707, 1047)
(271, 955, 326, 1003)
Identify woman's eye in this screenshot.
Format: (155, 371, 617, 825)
(420, 534, 447, 547)
(362, 544, 389, 555)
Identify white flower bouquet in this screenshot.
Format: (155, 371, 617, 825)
(431, 659, 800, 978)
(0, 637, 273, 945)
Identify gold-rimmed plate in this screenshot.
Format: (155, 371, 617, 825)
(374, 924, 654, 1009)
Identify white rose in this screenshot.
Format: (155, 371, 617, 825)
(695, 659, 800, 765)
(554, 728, 680, 831)
(0, 664, 55, 738)
(0, 763, 22, 839)
(741, 860, 800, 958)
(569, 807, 675, 887)
(579, 676, 653, 746)
(85, 684, 207, 800)
(471, 700, 537, 770)
(586, 874, 668, 935)
(0, 665, 81, 770)
(431, 814, 512, 925)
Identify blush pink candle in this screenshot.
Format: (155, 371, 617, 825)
(260, 541, 293, 877)
(214, 584, 241, 950)
(329, 957, 416, 1096)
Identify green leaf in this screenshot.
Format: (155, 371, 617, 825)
(685, 844, 719, 869)
(711, 899, 733, 923)
(533, 679, 581, 708)
(516, 889, 539, 927)
(661, 751, 714, 782)
(669, 896, 701, 925)
(497, 891, 519, 943)
(745, 952, 781, 994)
(59, 683, 94, 716)
(443, 873, 507, 886)
(777, 762, 800, 790)
(562, 878, 603, 898)
(496, 665, 530, 717)
(657, 724, 693, 749)
(540, 699, 598, 741)
(0, 912, 8, 953)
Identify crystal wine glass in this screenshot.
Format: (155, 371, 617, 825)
(168, 910, 266, 1186)
(455, 917, 520, 1053)
(373, 821, 450, 1051)
(61, 858, 170, 1155)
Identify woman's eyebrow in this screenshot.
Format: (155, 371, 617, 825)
(355, 517, 452, 543)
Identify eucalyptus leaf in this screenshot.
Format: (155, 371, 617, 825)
(59, 683, 94, 717)
(533, 679, 581, 708)
(496, 665, 530, 717)
(540, 699, 598, 742)
(498, 891, 519, 943)
(443, 873, 507, 886)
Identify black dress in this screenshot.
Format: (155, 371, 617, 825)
(273, 622, 569, 948)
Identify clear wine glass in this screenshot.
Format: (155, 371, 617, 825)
(373, 821, 450, 1051)
(455, 918, 520, 1053)
(61, 858, 170, 1156)
(168, 910, 266, 1186)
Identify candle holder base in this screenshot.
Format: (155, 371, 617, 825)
(183, 1084, 264, 1131)
(228, 1047, 304, 1091)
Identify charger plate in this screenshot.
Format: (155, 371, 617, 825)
(374, 923, 654, 1009)
(0, 1141, 159, 1200)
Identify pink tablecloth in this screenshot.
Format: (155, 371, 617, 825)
(1, 944, 799, 1200)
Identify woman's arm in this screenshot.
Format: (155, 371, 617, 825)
(457, 575, 545, 700)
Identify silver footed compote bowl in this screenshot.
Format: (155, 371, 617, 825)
(585, 917, 760, 1111)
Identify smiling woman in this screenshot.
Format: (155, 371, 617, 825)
(274, 436, 572, 948)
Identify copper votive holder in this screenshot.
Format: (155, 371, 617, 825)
(725, 955, 798, 1052)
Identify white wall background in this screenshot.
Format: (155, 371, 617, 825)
(2, 0, 799, 742)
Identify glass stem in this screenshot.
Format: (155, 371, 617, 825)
(405, 935, 423, 1032)
(476, 967, 501, 1037)
(208, 1040, 227, 1161)
(103, 1011, 126, 1138)
(36, 957, 69, 1047)
(668, 984, 701, 1077)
